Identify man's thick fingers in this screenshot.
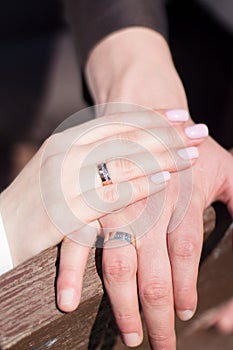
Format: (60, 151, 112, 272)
(57, 237, 90, 312)
(167, 197, 204, 321)
(102, 239, 143, 347)
(137, 225, 176, 350)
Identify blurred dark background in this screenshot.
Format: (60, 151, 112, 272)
(0, 0, 232, 191)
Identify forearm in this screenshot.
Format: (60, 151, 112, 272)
(0, 145, 63, 267)
(85, 27, 188, 109)
(64, 0, 186, 109)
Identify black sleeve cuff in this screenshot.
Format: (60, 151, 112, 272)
(63, 0, 168, 68)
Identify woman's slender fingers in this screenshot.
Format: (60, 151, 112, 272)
(77, 123, 208, 170)
(63, 109, 180, 145)
(78, 146, 199, 193)
(102, 237, 143, 347)
(85, 123, 208, 157)
(72, 171, 170, 224)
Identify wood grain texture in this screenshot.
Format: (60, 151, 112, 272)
(0, 248, 103, 349)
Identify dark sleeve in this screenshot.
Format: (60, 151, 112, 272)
(63, 0, 168, 68)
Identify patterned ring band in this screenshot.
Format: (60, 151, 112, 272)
(97, 162, 113, 186)
(104, 231, 136, 248)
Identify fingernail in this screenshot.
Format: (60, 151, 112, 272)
(166, 109, 189, 122)
(122, 333, 141, 347)
(178, 147, 199, 160)
(58, 288, 75, 307)
(185, 124, 209, 139)
(178, 309, 194, 321)
(150, 171, 171, 184)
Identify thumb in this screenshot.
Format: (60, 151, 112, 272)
(220, 150, 233, 219)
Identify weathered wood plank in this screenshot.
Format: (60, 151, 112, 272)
(0, 248, 102, 349)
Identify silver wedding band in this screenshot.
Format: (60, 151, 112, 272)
(104, 231, 136, 248)
(97, 162, 112, 186)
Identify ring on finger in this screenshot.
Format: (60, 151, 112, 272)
(104, 231, 136, 248)
(97, 162, 113, 186)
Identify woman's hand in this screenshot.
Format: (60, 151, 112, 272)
(0, 107, 205, 266)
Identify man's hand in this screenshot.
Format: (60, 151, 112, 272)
(99, 137, 233, 349)
(57, 27, 233, 349)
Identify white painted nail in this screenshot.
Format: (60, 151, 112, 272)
(150, 171, 171, 184)
(166, 109, 189, 122)
(178, 147, 199, 160)
(122, 333, 141, 347)
(185, 124, 209, 139)
(178, 310, 194, 321)
(59, 288, 75, 306)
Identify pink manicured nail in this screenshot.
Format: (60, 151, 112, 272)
(150, 171, 171, 184)
(122, 333, 141, 347)
(166, 109, 189, 122)
(58, 288, 75, 307)
(185, 124, 209, 139)
(178, 147, 199, 160)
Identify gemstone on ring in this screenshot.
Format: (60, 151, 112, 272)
(97, 162, 112, 186)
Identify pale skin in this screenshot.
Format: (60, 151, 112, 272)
(56, 28, 233, 349)
(0, 108, 205, 264)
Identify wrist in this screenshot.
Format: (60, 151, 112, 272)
(0, 209, 13, 274)
(0, 148, 62, 266)
(0, 153, 41, 265)
(86, 27, 187, 109)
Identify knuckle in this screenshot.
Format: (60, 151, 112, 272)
(163, 127, 179, 148)
(42, 152, 61, 171)
(103, 258, 135, 283)
(114, 311, 135, 328)
(131, 179, 147, 198)
(141, 280, 171, 306)
(112, 158, 134, 178)
(102, 185, 119, 203)
(57, 266, 79, 286)
(118, 129, 138, 143)
(149, 332, 170, 344)
(176, 287, 196, 308)
(149, 332, 176, 347)
(170, 127, 184, 146)
(172, 239, 198, 259)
